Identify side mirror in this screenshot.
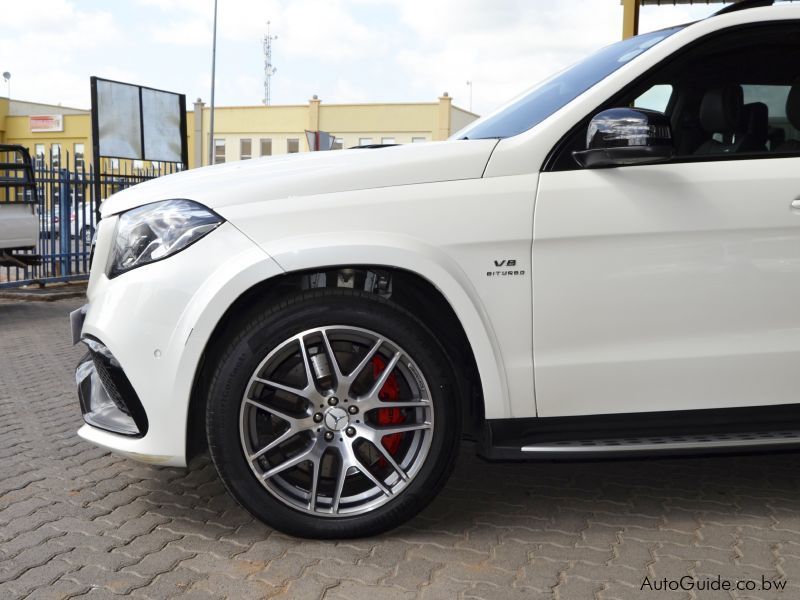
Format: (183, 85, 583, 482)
(573, 108, 674, 169)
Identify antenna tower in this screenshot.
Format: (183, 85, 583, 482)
(263, 21, 277, 105)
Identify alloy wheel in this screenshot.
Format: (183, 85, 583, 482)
(239, 326, 434, 517)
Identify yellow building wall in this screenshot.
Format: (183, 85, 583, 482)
(198, 97, 477, 165)
(0, 98, 8, 143)
(319, 103, 439, 137)
(4, 113, 91, 166)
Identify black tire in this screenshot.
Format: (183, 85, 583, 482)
(205, 288, 461, 539)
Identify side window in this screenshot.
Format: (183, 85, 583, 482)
(548, 22, 800, 171)
(633, 84, 673, 113)
(742, 85, 798, 150)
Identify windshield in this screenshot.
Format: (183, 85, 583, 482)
(454, 26, 685, 140)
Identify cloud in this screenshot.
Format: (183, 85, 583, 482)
(3, 0, 723, 112)
(151, 19, 211, 47)
(281, 0, 382, 60)
(383, 0, 624, 113)
(0, 2, 122, 107)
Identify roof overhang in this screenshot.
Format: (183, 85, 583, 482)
(639, 1, 732, 4)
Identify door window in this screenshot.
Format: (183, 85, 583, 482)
(633, 84, 673, 112)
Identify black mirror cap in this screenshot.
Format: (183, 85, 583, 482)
(573, 145, 674, 169)
(573, 107, 674, 168)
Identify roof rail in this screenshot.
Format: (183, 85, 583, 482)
(714, 0, 773, 16)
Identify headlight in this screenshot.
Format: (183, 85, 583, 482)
(107, 199, 223, 278)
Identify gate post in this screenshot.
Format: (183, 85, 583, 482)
(58, 167, 71, 276)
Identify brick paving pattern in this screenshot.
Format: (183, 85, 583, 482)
(2, 298, 800, 599)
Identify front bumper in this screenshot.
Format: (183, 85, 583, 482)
(72, 218, 283, 467)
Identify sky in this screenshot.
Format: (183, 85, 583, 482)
(1, 0, 723, 116)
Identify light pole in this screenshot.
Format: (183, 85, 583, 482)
(466, 80, 472, 112)
(208, 0, 218, 166)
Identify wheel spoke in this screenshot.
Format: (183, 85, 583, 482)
(331, 455, 349, 513)
(365, 351, 401, 399)
(371, 422, 432, 436)
(294, 335, 332, 403)
(244, 398, 313, 429)
(369, 439, 409, 481)
(262, 444, 316, 480)
(360, 397, 430, 412)
(248, 428, 298, 461)
(354, 460, 392, 497)
(253, 377, 307, 399)
(320, 329, 344, 382)
(347, 338, 383, 383)
(308, 455, 321, 512)
(296, 336, 316, 389)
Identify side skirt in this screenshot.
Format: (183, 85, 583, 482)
(479, 404, 800, 460)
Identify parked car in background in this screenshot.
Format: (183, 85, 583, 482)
(0, 145, 39, 264)
(42, 198, 96, 245)
(72, 1, 800, 539)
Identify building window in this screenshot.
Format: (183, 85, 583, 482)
(73, 143, 85, 170)
(133, 160, 144, 169)
(214, 138, 226, 164)
(51, 144, 61, 169)
(287, 138, 299, 154)
(110, 158, 120, 170)
(260, 138, 272, 156)
(381, 137, 396, 145)
(332, 138, 343, 150)
(34, 144, 45, 168)
(412, 137, 426, 143)
(359, 138, 373, 146)
(240, 138, 252, 160)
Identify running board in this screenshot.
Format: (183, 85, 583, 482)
(520, 430, 800, 454)
(478, 411, 800, 461)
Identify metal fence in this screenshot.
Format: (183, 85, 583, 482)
(0, 154, 180, 288)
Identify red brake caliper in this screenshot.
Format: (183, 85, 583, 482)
(371, 355, 406, 462)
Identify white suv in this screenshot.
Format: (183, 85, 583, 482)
(72, 1, 800, 538)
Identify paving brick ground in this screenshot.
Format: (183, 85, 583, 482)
(3, 298, 800, 599)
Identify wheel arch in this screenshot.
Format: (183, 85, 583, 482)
(186, 262, 506, 460)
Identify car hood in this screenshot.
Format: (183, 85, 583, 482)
(101, 139, 498, 217)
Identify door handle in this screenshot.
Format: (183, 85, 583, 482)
(792, 199, 800, 210)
